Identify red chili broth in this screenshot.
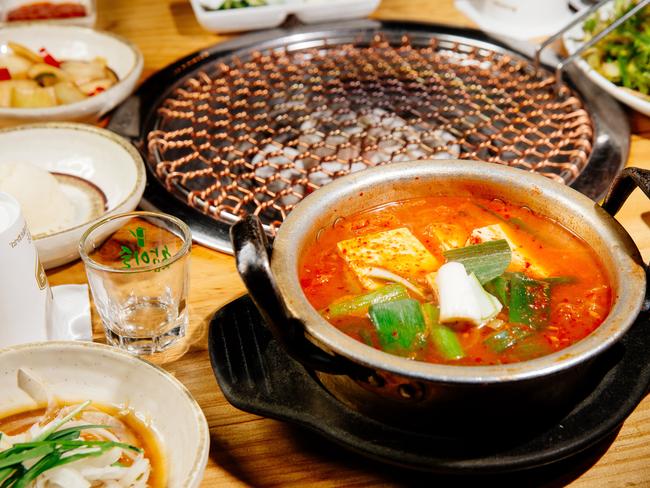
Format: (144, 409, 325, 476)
(299, 196, 612, 366)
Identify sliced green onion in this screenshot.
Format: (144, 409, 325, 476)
(0, 467, 13, 484)
(47, 424, 109, 441)
(509, 273, 551, 329)
(443, 239, 511, 284)
(326, 284, 409, 318)
(484, 275, 510, 306)
(0, 446, 53, 469)
(35, 400, 91, 441)
(358, 329, 374, 347)
(369, 298, 426, 353)
(484, 325, 533, 353)
(434, 263, 502, 326)
(542, 276, 577, 285)
(11, 451, 62, 488)
(513, 341, 553, 360)
(422, 303, 464, 360)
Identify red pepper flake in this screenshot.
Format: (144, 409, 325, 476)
(91, 87, 106, 96)
(39, 48, 61, 68)
(0, 68, 11, 81)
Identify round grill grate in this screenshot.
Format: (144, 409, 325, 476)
(147, 33, 594, 233)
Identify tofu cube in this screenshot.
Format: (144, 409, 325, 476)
(425, 222, 468, 251)
(468, 224, 548, 277)
(337, 227, 442, 289)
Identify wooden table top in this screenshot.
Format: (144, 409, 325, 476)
(47, 0, 650, 485)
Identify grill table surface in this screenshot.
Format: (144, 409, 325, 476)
(48, 1, 650, 487)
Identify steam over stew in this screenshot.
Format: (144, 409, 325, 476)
(299, 196, 612, 365)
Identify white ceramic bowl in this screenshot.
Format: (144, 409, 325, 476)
(190, 0, 379, 33)
(0, 24, 143, 126)
(563, 9, 650, 117)
(0, 122, 146, 269)
(0, 341, 209, 488)
(454, 0, 577, 40)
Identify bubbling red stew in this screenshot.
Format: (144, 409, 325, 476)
(299, 196, 612, 365)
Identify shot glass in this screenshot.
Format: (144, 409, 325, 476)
(79, 211, 191, 355)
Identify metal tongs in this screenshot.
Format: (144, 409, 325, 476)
(535, 0, 650, 89)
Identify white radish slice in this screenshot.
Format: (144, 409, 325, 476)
(38, 467, 91, 488)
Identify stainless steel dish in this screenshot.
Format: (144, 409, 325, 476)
(232, 160, 648, 424)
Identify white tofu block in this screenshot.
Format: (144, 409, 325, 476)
(425, 222, 468, 251)
(337, 227, 442, 289)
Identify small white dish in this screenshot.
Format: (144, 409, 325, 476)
(564, 11, 650, 117)
(50, 284, 92, 341)
(455, 0, 578, 41)
(0, 341, 210, 488)
(0, 122, 146, 269)
(190, 0, 379, 33)
(293, 0, 380, 24)
(0, 24, 143, 126)
(0, 0, 97, 27)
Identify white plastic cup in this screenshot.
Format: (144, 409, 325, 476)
(0, 192, 51, 346)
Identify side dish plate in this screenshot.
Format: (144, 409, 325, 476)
(0, 341, 210, 487)
(0, 122, 146, 269)
(0, 24, 143, 125)
(563, 9, 650, 117)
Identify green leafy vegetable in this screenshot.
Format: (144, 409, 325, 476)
(213, 0, 266, 9)
(542, 276, 577, 285)
(581, 0, 650, 95)
(513, 340, 553, 360)
(369, 298, 426, 354)
(326, 284, 409, 318)
(508, 273, 551, 329)
(422, 303, 465, 360)
(359, 329, 374, 347)
(484, 325, 534, 353)
(443, 239, 511, 284)
(484, 275, 511, 306)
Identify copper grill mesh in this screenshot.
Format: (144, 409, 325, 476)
(147, 35, 593, 232)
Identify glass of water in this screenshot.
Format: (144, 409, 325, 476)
(79, 211, 191, 355)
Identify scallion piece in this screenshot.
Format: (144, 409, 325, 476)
(422, 303, 464, 360)
(443, 239, 511, 284)
(0, 446, 53, 469)
(513, 340, 553, 360)
(369, 298, 426, 353)
(358, 329, 374, 347)
(509, 273, 551, 329)
(542, 276, 577, 285)
(326, 284, 409, 318)
(484, 274, 511, 307)
(484, 325, 533, 353)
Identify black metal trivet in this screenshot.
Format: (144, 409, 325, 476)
(208, 295, 650, 474)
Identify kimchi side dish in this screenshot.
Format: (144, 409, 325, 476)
(300, 196, 612, 366)
(0, 42, 118, 108)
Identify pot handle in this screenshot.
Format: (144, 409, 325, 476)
(601, 167, 650, 217)
(601, 167, 650, 311)
(231, 215, 372, 377)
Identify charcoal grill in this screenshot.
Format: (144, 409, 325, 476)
(109, 20, 629, 253)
